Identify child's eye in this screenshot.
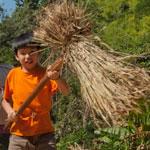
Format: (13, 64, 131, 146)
(30, 51, 37, 55)
(21, 53, 26, 55)
(31, 51, 35, 53)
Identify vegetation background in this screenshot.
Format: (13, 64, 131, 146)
(0, 0, 149, 149)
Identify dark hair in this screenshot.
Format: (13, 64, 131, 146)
(12, 32, 41, 54)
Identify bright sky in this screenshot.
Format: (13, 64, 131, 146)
(0, 0, 16, 15)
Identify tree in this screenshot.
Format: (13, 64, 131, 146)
(0, 0, 40, 64)
(0, 5, 6, 20)
(14, 0, 24, 7)
(15, 0, 42, 9)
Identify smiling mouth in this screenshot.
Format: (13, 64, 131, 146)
(25, 60, 33, 64)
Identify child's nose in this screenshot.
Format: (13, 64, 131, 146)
(25, 53, 30, 58)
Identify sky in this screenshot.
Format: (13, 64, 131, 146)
(0, 0, 16, 15)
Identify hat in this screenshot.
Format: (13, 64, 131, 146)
(12, 32, 42, 51)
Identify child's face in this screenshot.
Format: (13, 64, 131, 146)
(15, 46, 40, 72)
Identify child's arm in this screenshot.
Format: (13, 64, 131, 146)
(2, 99, 17, 122)
(47, 66, 70, 96)
(56, 78, 70, 96)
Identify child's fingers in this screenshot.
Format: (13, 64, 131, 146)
(6, 111, 18, 122)
(47, 70, 60, 80)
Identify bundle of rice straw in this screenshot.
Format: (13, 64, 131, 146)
(33, 1, 150, 126)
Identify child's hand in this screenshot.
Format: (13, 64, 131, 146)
(6, 110, 18, 123)
(46, 65, 60, 80)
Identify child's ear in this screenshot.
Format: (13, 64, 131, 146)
(15, 55, 19, 61)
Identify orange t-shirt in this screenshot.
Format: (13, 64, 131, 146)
(3, 67, 58, 136)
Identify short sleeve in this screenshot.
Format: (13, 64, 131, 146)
(3, 73, 13, 101)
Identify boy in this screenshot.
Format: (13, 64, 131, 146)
(2, 32, 69, 150)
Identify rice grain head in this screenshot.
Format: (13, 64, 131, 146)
(34, 1, 150, 126)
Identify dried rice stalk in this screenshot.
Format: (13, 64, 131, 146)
(68, 143, 87, 150)
(34, 1, 150, 126)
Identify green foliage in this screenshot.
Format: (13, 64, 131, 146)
(15, 0, 24, 7)
(94, 127, 132, 150)
(95, 127, 131, 140)
(0, 47, 14, 63)
(53, 71, 83, 137)
(91, 0, 150, 55)
(57, 123, 96, 150)
(128, 100, 150, 130)
(0, 15, 17, 63)
(135, 0, 150, 18)
(15, 0, 40, 8)
(91, 100, 150, 150)
(0, 0, 40, 64)
(0, 5, 5, 20)
(127, 101, 150, 149)
(57, 128, 87, 149)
